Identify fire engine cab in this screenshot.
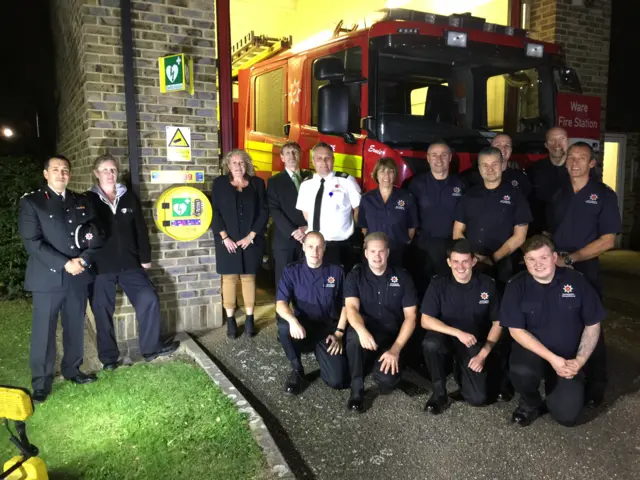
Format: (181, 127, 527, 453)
(231, 8, 599, 191)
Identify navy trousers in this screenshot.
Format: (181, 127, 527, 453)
(89, 268, 162, 364)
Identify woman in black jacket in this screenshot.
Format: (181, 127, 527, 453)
(212, 149, 268, 338)
(88, 154, 178, 369)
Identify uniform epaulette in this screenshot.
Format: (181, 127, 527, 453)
(507, 270, 527, 283)
(334, 171, 349, 179)
(431, 273, 447, 280)
(476, 272, 496, 283)
(301, 175, 313, 182)
(20, 189, 40, 199)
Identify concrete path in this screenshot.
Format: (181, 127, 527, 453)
(194, 251, 640, 479)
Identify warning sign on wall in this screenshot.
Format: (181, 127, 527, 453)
(166, 126, 191, 162)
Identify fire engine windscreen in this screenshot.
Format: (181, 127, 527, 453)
(372, 36, 556, 149)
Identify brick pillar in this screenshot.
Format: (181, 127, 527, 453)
(529, 0, 612, 143)
(50, 0, 222, 357)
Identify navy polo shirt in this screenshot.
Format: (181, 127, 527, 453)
(357, 187, 418, 248)
(421, 273, 499, 339)
(547, 179, 621, 253)
(500, 268, 606, 359)
(344, 264, 417, 334)
(408, 172, 464, 239)
(454, 181, 532, 256)
(277, 260, 344, 325)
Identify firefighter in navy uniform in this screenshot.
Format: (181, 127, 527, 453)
(546, 142, 622, 407)
(275, 232, 349, 394)
(421, 240, 504, 415)
(344, 232, 418, 412)
(453, 146, 532, 290)
(18, 155, 105, 403)
(357, 157, 418, 268)
(407, 141, 464, 297)
(500, 236, 605, 427)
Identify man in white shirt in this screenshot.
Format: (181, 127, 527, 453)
(296, 142, 361, 272)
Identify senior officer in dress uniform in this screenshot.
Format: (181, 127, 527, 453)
(546, 141, 621, 407)
(407, 141, 464, 296)
(526, 127, 571, 234)
(453, 146, 532, 289)
(296, 142, 361, 273)
(18, 155, 104, 403)
(357, 157, 418, 268)
(344, 232, 417, 412)
(500, 235, 605, 427)
(421, 239, 503, 414)
(275, 231, 349, 394)
(462, 134, 532, 198)
(267, 141, 312, 287)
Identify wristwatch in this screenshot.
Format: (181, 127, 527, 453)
(563, 254, 573, 266)
(79, 258, 88, 268)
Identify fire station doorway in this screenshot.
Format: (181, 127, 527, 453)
(603, 133, 627, 248)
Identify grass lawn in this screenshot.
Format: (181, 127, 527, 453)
(0, 300, 266, 479)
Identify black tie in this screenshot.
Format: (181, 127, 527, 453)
(312, 178, 325, 232)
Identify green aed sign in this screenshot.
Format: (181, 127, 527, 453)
(159, 54, 194, 94)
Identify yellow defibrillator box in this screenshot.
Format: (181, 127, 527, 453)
(153, 186, 212, 241)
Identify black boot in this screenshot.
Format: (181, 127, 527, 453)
(244, 314, 255, 337)
(226, 312, 238, 339)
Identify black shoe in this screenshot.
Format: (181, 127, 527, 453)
(66, 372, 98, 385)
(425, 395, 448, 414)
(585, 391, 604, 408)
(102, 362, 120, 371)
(347, 390, 364, 412)
(284, 370, 304, 395)
(227, 317, 238, 339)
(511, 405, 543, 427)
(143, 341, 180, 362)
(244, 314, 255, 337)
(497, 388, 514, 402)
(32, 390, 48, 403)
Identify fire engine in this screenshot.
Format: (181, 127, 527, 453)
(229, 7, 601, 191)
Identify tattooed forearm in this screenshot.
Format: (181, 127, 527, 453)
(576, 324, 601, 361)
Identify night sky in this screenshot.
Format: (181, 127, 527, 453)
(0, 0, 637, 158)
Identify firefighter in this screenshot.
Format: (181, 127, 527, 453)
(296, 142, 361, 273)
(275, 231, 349, 394)
(462, 134, 532, 198)
(357, 157, 418, 268)
(500, 235, 605, 427)
(546, 141, 621, 407)
(421, 239, 503, 414)
(343, 232, 417, 412)
(407, 141, 465, 296)
(526, 127, 570, 234)
(453, 146, 532, 289)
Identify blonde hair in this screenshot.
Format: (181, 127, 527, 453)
(221, 149, 256, 176)
(363, 231, 389, 250)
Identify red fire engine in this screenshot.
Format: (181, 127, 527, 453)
(230, 8, 601, 191)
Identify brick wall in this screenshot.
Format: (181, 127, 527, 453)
(50, 0, 222, 356)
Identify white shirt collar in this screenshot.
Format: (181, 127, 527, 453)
(314, 171, 335, 181)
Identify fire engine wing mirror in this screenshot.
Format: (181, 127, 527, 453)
(284, 123, 290, 136)
(555, 67, 582, 93)
(315, 57, 349, 136)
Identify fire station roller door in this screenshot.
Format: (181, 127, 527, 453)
(154, 186, 212, 241)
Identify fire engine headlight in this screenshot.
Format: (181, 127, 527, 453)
(445, 31, 467, 48)
(525, 43, 544, 58)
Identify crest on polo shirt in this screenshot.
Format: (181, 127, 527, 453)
(561, 284, 576, 298)
(325, 276, 336, 288)
(452, 186, 462, 197)
(511, 180, 519, 188)
(389, 275, 401, 287)
(479, 291, 490, 304)
(586, 193, 598, 205)
(395, 199, 406, 210)
(500, 195, 511, 205)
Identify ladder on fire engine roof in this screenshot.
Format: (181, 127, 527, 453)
(231, 32, 293, 78)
